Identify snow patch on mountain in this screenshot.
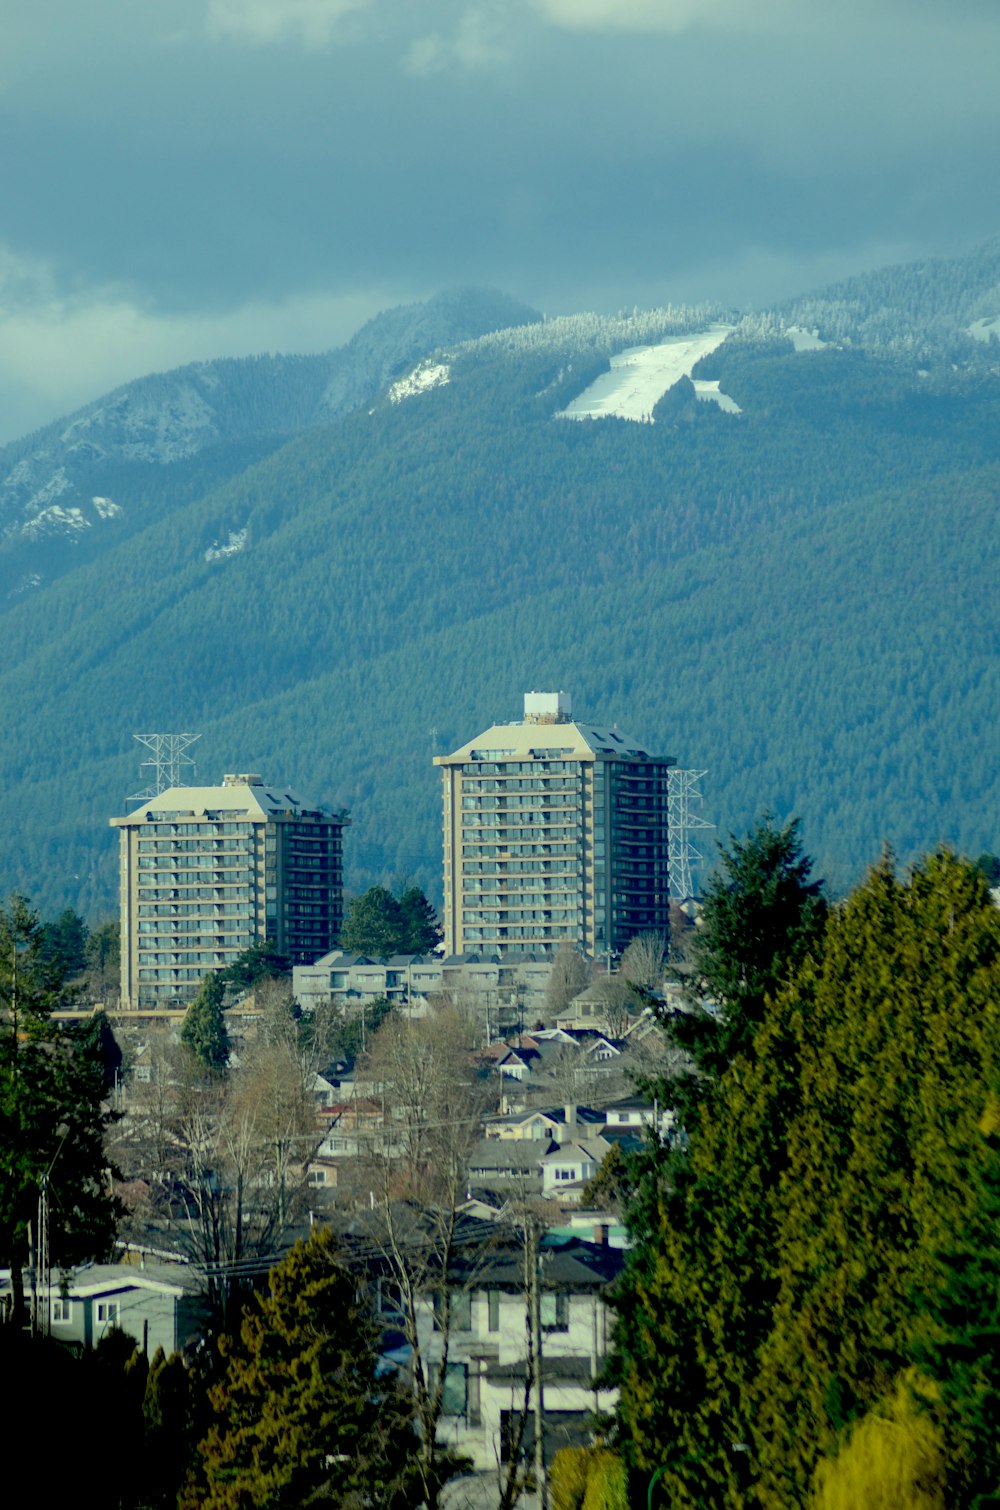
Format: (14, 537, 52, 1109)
(61, 382, 217, 463)
(8, 572, 43, 600)
(787, 326, 828, 351)
(388, 360, 451, 403)
(692, 379, 742, 414)
(204, 528, 248, 563)
(968, 315, 1000, 343)
(22, 504, 90, 540)
(92, 496, 123, 520)
(557, 325, 734, 423)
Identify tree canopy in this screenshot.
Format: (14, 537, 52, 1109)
(0, 896, 120, 1306)
(340, 884, 441, 958)
(187, 1227, 416, 1509)
(181, 972, 230, 1074)
(615, 850, 1000, 1510)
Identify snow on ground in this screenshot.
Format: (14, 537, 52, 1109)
(787, 326, 828, 352)
(204, 528, 248, 563)
(556, 325, 733, 423)
(388, 359, 450, 404)
(692, 379, 741, 414)
(968, 315, 1000, 343)
(22, 503, 90, 538)
(92, 495, 123, 519)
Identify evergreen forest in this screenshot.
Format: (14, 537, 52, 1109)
(0, 243, 998, 916)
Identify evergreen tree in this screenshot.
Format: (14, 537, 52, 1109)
(0, 895, 120, 1315)
(181, 972, 230, 1074)
(218, 938, 291, 991)
(187, 1227, 416, 1509)
(752, 854, 1000, 1506)
(397, 884, 442, 954)
(340, 885, 405, 956)
(616, 852, 1000, 1510)
(910, 1104, 1000, 1509)
(39, 907, 89, 979)
(144, 1346, 197, 1510)
(678, 814, 827, 1092)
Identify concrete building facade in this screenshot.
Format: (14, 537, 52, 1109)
(435, 693, 673, 959)
(111, 773, 349, 1011)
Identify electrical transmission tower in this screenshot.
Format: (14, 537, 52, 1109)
(128, 733, 200, 807)
(667, 768, 713, 901)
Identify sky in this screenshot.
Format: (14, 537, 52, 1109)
(2, 0, 1000, 443)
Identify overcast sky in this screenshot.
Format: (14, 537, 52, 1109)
(2, 0, 999, 441)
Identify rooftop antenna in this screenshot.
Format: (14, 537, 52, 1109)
(128, 733, 200, 807)
(667, 768, 714, 901)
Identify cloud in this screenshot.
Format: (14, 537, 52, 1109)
(529, 0, 793, 36)
(204, 0, 371, 48)
(0, 245, 408, 446)
(403, 5, 512, 75)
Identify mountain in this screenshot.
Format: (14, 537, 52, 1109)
(1, 245, 999, 920)
(0, 288, 540, 604)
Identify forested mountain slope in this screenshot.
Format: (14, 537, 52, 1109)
(0, 288, 538, 605)
(3, 245, 999, 917)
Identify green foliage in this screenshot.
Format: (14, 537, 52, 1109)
(85, 918, 120, 973)
(341, 885, 405, 955)
(0, 896, 120, 1284)
(684, 813, 827, 1083)
(39, 906, 88, 978)
(189, 1226, 416, 1509)
(398, 883, 443, 953)
(1, 272, 1000, 923)
(340, 883, 440, 957)
(552, 1448, 628, 1510)
(218, 938, 291, 991)
(581, 1144, 632, 1214)
(909, 1114, 1000, 1509)
(144, 1346, 197, 1510)
(181, 972, 230, 1074)
(616, 852, 1000, 1510)
(809, 1373, 947, 1510)
(552, 1447, 591, 1510)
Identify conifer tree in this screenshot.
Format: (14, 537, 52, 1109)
(681, 813, 826, 1087)
(181, 971, 230, 1074)
(0, 895, 120, 1314)
(340, 885, 405, 956)
(616, 852, 1000, 1510)
(188, 1227, 415, 1509)
(397, 884, 443, 954)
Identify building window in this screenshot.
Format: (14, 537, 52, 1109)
(50, 1297, 72, 1325)
(442, 1361, 468, 1417)
(540, 1292, 569, 1332)
(433, 1289, 472, 1332)
(488, 1289, 501, 1332)
(96, 1300, 120, 1326)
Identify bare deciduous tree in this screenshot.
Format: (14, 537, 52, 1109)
(544, 945, 592, 1018)
(620, 930, 667, 993)
(358, 1006, 492, 1510)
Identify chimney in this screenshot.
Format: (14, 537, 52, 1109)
(557, 1104, 578, 1144)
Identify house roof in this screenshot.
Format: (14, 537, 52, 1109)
(541, 1138, 613, 1165)
(44, 1262, 205, 1298)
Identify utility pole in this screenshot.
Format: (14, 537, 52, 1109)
(530, 1222, 548, 1510)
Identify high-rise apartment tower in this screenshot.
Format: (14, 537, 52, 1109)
(111, 773, 349, 1011)
(435, 693, 673, 958)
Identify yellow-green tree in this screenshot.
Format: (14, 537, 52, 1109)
(618, 851, 1000, 1510)
(809, 1372, 947, 1510)
(753, 854, 1000, 1506)
(187, 1227, 416, 1508)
